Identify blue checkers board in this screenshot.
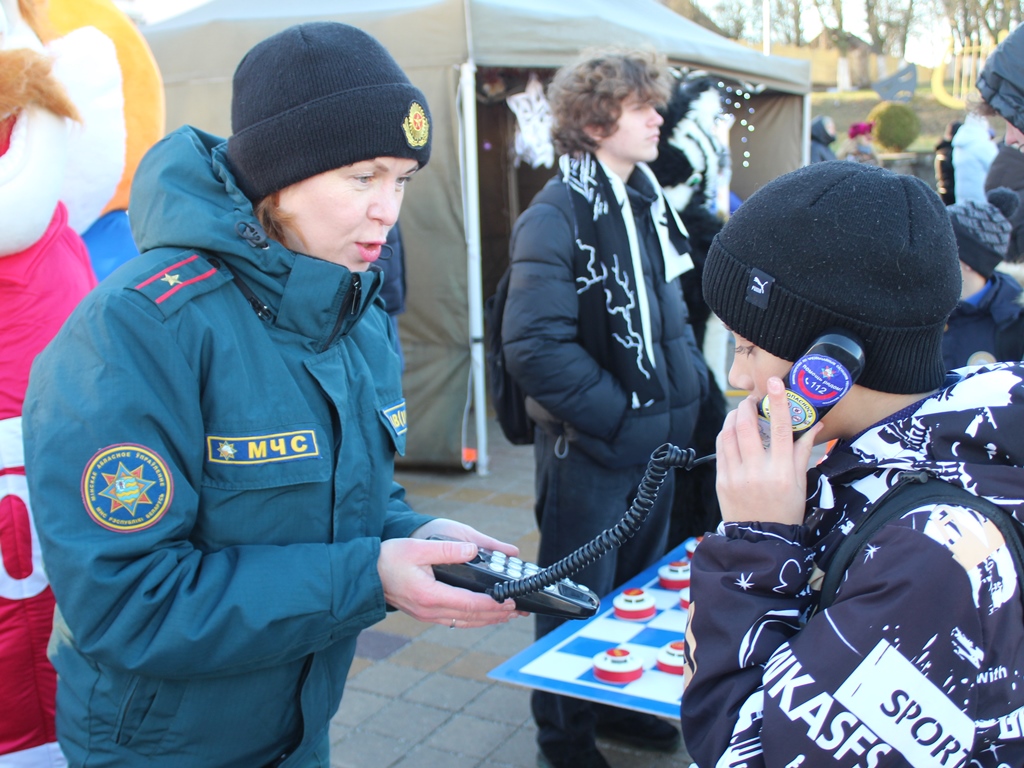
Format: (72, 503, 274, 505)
(488, 541, 695, 720)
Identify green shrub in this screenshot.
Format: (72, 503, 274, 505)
(867, 101, 921, 152)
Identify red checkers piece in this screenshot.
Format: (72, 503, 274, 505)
(613, 588, 657, 620)
(593, 647, 644, 684)
(656, 640, 688, 675)
(684, 537, 700, 557)
(678, 587, 691, 610)
(657, 561, 691, 590)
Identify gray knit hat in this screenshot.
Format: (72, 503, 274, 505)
(227, 22, 431, 203)
(948, 188, 1020, 278)
(703, 162, 960, 394)
(977, 23, 1024, 134)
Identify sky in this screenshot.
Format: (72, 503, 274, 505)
(126, 0, 211, 24)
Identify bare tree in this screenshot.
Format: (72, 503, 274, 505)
(772, 0, 807, 45)
(864, 0, 917, 58)
(813, 0, 852, 54)
(936, 0, 1022, 47)
(977, 0, 1023, 41)
(710, 0, 758, 40)
(686, 0, 760, 42)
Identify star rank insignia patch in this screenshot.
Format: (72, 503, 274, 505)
(161, 273, 182, 287)
(81, 444, 174, 532)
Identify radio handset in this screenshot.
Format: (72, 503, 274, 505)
(757, 329, 865, 445)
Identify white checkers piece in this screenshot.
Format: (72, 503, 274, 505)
(655, 640, 688, 675)
(678, 587, 691, 610)
(657, 560, 691, 590)
(613, 588, 657, 620)
(684, 538, 699, 557)
(592, 647, 644, 684)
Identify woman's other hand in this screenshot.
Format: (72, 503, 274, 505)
(378, 521, 526, 628)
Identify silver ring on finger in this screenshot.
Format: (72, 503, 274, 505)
(449, 618, 456, 630)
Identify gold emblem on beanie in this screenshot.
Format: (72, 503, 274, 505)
(403, 102, 429, 149)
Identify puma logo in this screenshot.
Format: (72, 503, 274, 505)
(745, 268, 774, 309)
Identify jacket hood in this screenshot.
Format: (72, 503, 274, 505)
(127, 126, 383, 334)
(826, 363, 1024, 523)
(978, 24, 1024, 133)
(130, 127, 268, 262)
(810, 116, 835, 146)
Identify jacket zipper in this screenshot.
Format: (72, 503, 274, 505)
(323, 273, 361, 350)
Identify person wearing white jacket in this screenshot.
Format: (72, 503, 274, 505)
(952, 112, 997, 203)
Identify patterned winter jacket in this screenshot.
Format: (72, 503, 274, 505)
(683, 363, 1024, 768)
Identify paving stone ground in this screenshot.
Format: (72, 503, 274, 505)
(329, 422, 696, 768)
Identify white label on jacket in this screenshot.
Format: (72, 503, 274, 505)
(835, 639, 974, 767)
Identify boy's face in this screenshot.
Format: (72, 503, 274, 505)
(728, 332, 792, 401)
(590, 94, 664, 177)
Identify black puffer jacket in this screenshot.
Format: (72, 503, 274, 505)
(943, 270, 1024, 369)
(502, 172, 706, 469)
(986, 143, 1024, 261)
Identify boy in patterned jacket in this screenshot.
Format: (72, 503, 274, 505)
(682, 160, 1024, 767)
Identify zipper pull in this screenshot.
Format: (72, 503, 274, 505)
(349, 274, 362, 315)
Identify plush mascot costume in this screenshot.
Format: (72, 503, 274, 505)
(0, 1, 161, 764)
(48, 0, 164, 279)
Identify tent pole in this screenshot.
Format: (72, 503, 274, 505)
(460, 59, 490, 476)
(802, 92, 811, 166)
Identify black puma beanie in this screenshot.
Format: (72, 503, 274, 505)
(703, 162, 960, 394)
(227, 22, 431, 203)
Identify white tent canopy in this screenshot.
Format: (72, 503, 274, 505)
(144, 0, 810, 471)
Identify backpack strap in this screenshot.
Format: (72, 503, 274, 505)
(818, 471, 1024, 612)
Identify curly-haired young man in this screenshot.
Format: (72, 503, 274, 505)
(501, 49, 708, 768)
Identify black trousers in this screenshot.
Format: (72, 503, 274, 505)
(530, 428, 674, 751)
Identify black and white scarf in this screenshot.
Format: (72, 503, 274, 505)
(561, 152, 693, 409)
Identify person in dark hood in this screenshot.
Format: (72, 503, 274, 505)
(809, 115, 837, 163)
(979, 22, 1024, 260)
(21, 22, 521, 768)
(934, 119, 962, 204)
(681, 161, 1024, 767)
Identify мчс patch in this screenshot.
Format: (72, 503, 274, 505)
(205, 429, 321, 465)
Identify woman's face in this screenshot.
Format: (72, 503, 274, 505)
(275, 156, 419, 271)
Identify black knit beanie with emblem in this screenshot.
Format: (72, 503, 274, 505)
(227, 22, 431, 203)
(703, 162, 960, 394)
(948, 187, 1020, 279)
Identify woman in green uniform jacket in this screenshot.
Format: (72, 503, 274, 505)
(22, 23, 519, 768)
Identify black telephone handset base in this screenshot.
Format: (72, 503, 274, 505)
(757, 329, 866, 443)
(429, 536, 600, 619)
(426, 446, 710, 620)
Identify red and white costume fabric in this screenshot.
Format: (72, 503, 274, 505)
(1, 201, 94, 766)
(0, 1, 98, 761)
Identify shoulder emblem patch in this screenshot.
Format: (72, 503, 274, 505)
(81, 445, 174, 532)
(206, 429, 321, 465)
(403, 102, 429, 149)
